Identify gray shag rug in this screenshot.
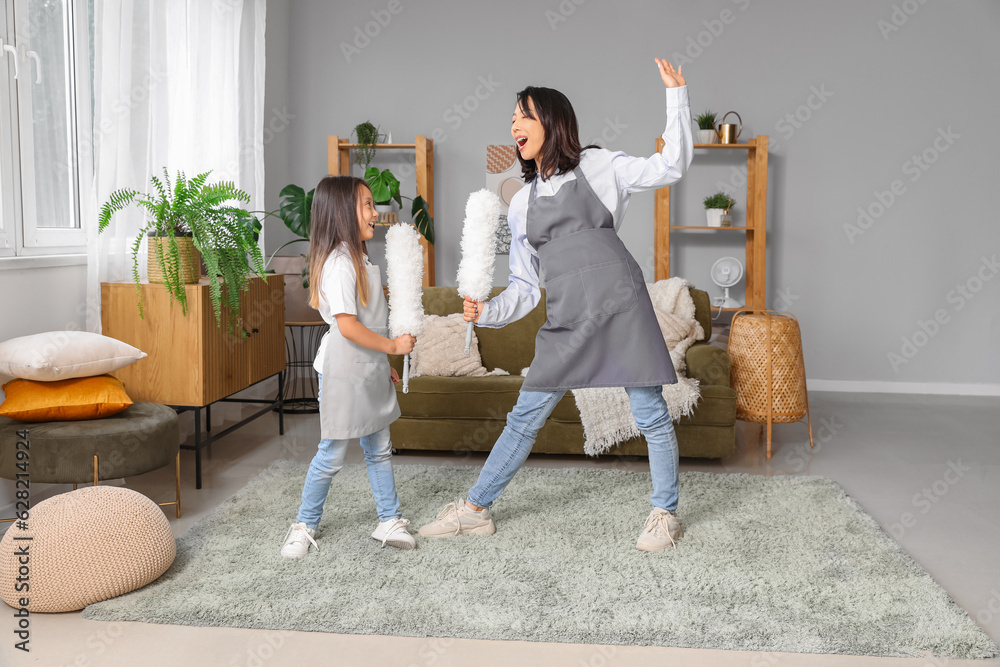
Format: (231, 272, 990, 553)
(83, 460, 996, 659)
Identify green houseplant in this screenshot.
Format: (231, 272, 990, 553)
(695, 110, 717, 144)
(703, 192, 736, 227)
(98, 169, 266, 334)
(264, 183, 314, 288)
(353, 121, 380, 169)
(365, 167, 435, 244)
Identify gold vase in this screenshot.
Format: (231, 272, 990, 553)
(147, 235, 202, 285)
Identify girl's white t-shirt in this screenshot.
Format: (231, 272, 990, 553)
(312, 244, 365, 373)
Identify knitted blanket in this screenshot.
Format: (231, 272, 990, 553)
(571, 277, 704, 456)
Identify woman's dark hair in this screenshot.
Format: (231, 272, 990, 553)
(514, 86, 599, 182)
(308, 175, 371, 309)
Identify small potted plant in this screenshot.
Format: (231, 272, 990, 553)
(695, 110, 718, 144)
(703, 192, 736, 227)
(98, 169, 267, 335)
(353, 121, 380, 170)
(365, 167, 435, 243)
(365, 166, 401, 220)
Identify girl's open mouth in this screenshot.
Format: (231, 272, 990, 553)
(515, 136, 528, 151)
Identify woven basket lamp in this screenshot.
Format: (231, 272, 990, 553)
(728, 310, 814, 459)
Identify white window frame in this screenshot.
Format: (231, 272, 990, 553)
(0, 0, 92, 259)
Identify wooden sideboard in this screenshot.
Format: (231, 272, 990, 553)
(101, 276, 286, 488)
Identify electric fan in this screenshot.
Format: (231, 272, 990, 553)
(710, 256, 744, 308)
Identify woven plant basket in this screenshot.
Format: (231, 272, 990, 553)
(728, 310, 813, 458)
(147, 235, 202, 285)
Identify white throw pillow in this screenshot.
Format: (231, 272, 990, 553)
(410, 314, 507, 378)
(0, 331, 147, 381)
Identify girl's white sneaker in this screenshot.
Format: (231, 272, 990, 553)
(371, 517, 416, 550)
(281, 522, 318, 558)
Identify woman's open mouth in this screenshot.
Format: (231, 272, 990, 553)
(515, 136, 528, 151)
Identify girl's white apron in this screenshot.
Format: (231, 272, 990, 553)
(319, 261, 400, 440)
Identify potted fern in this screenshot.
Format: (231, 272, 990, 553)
(696, 110, 718, 144)
(703, 192, 736, 227)
(98, 169, 267, 335)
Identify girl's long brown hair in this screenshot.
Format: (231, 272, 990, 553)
(308, 176, 371, 310)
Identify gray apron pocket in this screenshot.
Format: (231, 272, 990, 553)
(545, 259, 637, 327)
(583, 259, 637, 318)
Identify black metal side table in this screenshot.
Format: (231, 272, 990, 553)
(280, 322, 328, 414)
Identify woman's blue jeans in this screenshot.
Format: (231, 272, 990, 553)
(467, 385, 680, 512)
(295, 374, 401, 529)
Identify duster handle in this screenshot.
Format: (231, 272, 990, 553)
(464, 321, 474, 355)
(403, 354, 410, 394)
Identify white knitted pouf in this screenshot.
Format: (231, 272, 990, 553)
(0, 486, 176, 612)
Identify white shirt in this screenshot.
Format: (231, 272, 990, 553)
(313, 244, 367, 372)
(476, 86, 693, 329)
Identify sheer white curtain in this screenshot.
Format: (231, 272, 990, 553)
(85, 0, 266, 332)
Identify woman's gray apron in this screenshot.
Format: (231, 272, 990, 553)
(319, 260, 400, 439)
(522, 166, 676, 391)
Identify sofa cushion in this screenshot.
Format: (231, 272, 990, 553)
(395, 376, 735, 427)
(397, 375, 522, 421)
(415, 287, 547, 376)
(411, 313, 494, 377)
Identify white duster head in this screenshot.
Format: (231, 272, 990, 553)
(456, 189, 503, 302)
(386, 223, 425, 338)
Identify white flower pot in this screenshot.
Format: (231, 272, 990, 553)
(706, 208, 726, 227)
(697, 129, 718, 144)
(375, 203, 393, 224)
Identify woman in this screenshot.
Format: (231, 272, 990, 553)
(419, 59, 693, 552)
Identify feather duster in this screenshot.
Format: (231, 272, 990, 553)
(386, 223, 425, 393)
(456, 189, 503, 353)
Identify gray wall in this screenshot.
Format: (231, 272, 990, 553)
(264, 0, 1000, 391)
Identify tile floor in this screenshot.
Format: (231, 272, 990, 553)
(2, 390, 998, 667)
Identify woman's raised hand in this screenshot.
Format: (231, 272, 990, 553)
(655, 58, 685, 88)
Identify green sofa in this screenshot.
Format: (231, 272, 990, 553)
(388, 286, 736, 459)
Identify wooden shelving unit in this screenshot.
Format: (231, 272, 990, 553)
(654, 136, 768, 313)
(328, 135, 435, 286)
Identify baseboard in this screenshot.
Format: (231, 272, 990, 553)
(807, 379, 1000, 397)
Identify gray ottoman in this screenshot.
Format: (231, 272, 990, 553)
(0, 402, 181, 517)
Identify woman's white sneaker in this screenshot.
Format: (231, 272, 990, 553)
(281, 521, 318, 558)
(371, 517, 416, 550)
(636, 508, 683, 552)
(417, 498, 496, 537)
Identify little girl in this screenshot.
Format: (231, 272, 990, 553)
(281, 175, 417, 557)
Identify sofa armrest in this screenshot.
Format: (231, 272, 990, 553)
(685, 342, 730, 387)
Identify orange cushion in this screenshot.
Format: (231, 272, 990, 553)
(0, 375, 133, 422)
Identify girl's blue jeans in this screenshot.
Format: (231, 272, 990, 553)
(295, 374, 401, 529)
(467, 385, 680, 512)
